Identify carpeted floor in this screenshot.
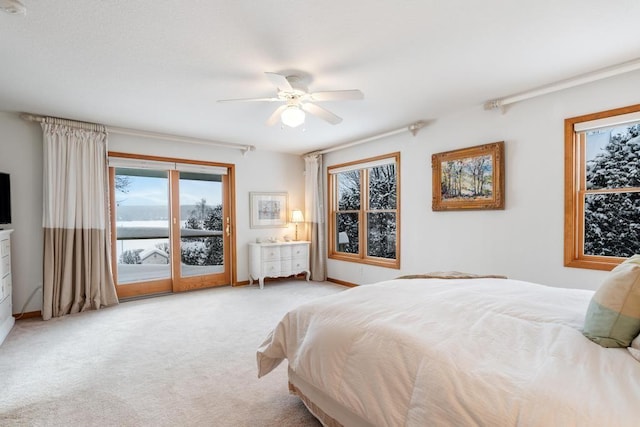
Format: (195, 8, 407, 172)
(0, 280, 346, 426)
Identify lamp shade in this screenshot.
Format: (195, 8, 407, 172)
(281, 106, 305, 128)
(291, 209, 304, 223)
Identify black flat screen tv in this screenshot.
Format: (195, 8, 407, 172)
(0, 172, 11, 225)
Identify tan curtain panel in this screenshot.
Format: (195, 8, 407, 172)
(304, 154, 326, 281)
(42, 123, 118, 320)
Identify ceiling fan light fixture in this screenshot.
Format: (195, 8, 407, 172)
(281, 105, 305, 128)
(0, 0, 26, 15)
(219, 71, 363, 127)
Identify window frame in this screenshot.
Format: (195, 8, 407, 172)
(327, 152, 400, 269)
(564, 103, 640, 271)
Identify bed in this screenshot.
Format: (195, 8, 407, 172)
(257, 276, 640, 426)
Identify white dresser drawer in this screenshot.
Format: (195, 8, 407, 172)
(1, 255, 10, 276)
(291, 257, 309, 271)
(0, 273, 10, 303)
(291, 244, 308, 258)
(262, 261, 281, 277)
(0, 239, 9, 257)
(261, 247, 281, 261)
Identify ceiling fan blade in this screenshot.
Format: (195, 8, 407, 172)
(309, 89, 364, 102)
(266, 105, 289, 126)
(301, 103, 343, 125)
(217, 97, 280, 103)
(0, 0, 26, 14)
(265, 72, 293, 91)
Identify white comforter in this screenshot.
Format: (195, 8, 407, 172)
(257, 278, 640, 426)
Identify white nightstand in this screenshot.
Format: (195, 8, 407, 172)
(248, 241, 310, 289)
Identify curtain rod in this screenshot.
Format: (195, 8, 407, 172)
(20, 113, 256, 155)
(305, 120, 427, 156)
(484, 57, 640, 111)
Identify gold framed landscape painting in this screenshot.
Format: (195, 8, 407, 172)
(432, 141, 505, 211)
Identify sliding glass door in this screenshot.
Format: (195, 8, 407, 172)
(109, 156, 234, 299)
(172, 170, 231, 291)
(112, 167, 172, 297)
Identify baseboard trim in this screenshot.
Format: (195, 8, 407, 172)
(14, 310, 42, 320)
(326, 277, 358, 288)
(234, 280, 250, 287)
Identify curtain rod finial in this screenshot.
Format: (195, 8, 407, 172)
(408, 120, 427, 136)
(20, 112, 41, 122)
(484, 99, 506, 114)
(242, 145, 256, 156)
(484, 99, 503, 110)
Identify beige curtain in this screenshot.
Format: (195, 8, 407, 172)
(42, 122, 118, 320)
(304, 154, 326, 281)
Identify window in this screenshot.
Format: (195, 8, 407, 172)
(565, 104, 640, 270)
(328, 152, 400, 268)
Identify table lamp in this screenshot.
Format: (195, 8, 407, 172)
(291, 210, 304, 241)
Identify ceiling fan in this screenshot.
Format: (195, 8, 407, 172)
(218, 72, 364, 128)
(0, 0, 26, 15)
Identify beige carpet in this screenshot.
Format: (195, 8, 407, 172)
(0, 280, 346, 426)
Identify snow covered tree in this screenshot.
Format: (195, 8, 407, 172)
(584, 124, 640, 256)
(336, 170, 360, 254)
(180, 241, 207, 265)
(185, 215, 201, 230)
(203, 204, 223, 265)
(367, 164, 396, 259)
(120, 248, 143, 264)
(181, 202, 223, 266)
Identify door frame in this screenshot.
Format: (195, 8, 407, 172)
(108, 152, 237, 299)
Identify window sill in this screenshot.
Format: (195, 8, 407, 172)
(329, 253, 400, 269)
(564, 257, 623, 271)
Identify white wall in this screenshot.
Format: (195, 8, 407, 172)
(324, 70, 640, 291)
(0, 114, 305, 314)
(0, 112, 44, 315)
(2, 69, 640, 315)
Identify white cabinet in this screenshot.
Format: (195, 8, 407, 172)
(0, 229, 14, 346)
(249, 241, 310, 289)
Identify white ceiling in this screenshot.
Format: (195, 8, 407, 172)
(1, 1, 639, 154)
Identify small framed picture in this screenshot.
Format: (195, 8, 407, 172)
(249, 192, 289, 228)
(432, 141, 505, 211)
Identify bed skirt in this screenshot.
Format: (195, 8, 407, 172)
(288, 367, 374, 427)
